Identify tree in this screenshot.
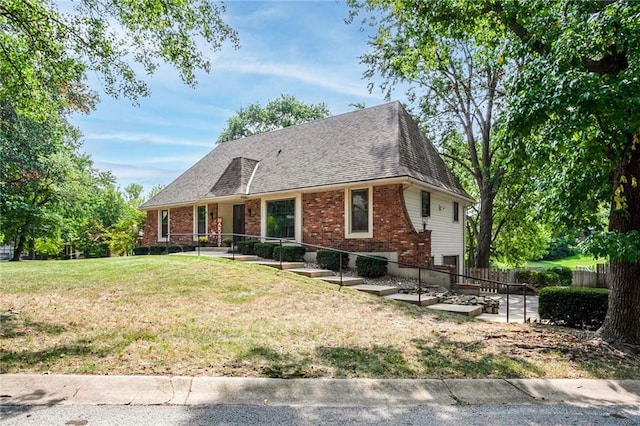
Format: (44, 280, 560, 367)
(1, 0, 238, 122)
(354, 10, 541, 268)
(351, 0, 640, 347)
(217, 95, 331, 142)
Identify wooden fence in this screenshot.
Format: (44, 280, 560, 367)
(465, 264, 610, 291)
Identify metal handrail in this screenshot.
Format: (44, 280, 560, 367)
(157, 231, 536, 323)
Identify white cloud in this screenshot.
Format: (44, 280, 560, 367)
(84, 132, 214, 148)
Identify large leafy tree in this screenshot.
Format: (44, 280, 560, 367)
(1, 0, 238, 121)
(217, 95, 331, 143)
(351, 0, 640, 347)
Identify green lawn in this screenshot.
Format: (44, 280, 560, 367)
(527, 254, 606, 270)
(1, 255, 635, 379)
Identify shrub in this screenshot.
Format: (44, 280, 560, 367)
(133, 246, 149, 255)
(542, 236, 577, 260)
(149, 245, 167, 255)
(539, 286, 609, 330)
(167, 245, 182, 254)
(549, 266, 573, 286)
(356, 255, 388, 278)
(181, 244, 196, 252)
(237, 240, 257, 255)
(272, 245, 306, 262)
(515, 269, 560, 289)
(316, 249, 349, 271)
(254, 242, 279, 259)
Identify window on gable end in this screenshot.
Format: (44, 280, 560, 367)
(453, 202, 459, 222)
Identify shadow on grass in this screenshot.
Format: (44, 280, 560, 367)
(0, 314, 67, 339)
(317, 345, 415, 378)
(232, 345, 325, 378)
(411, 336, 545, 378)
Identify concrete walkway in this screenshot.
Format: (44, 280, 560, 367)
(2, 375, 639, 407)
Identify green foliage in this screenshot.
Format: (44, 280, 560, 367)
(217, 95, 331, 143)
(1, 0, 238, 122)
(356, 255, 388, 278)
(515, 269, 560, 290)
(316, 249, 350, 271)
(539, 287, 609, 331)
(149, 245, 167, 255)
(542, 236, 578, 261)
(254, 243, 279, 259)
(237, 240, 257, 255)
(549, 266, 573, 287)
(133, 246, 149, 255)
(581, 231, 640, 263)
(272, 245, 306, 262)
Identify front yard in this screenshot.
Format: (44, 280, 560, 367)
(1, 256, 637, 378)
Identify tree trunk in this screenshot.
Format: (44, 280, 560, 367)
(11, 233, 26, 262)
(598, 136, 640, 347)
(475, 193, 494, 268)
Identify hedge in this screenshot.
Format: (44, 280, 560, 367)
(149, 245, 168, 255)
(272, 245, 306, 262)
(538, 286, 609, 330)
(549, 266, 573, 286)
(237, 240, 257, 255)
(356, 255, 388, 278)
(133, 246, 149, 255)
(254, 242, 279, 259)
(316, 249, 350, 271)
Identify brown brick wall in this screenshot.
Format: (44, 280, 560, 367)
(244, 199, 261, 237)
(142, 210, 158, 246)
(302, 184, 432, 267)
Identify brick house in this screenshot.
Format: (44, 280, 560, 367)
(140, 101, 473, 276)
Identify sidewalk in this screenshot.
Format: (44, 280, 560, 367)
(2, 375, 639, 407)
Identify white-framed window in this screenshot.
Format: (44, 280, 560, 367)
(421, 191, 431, 217)
(261, 194, 301, 241)
(194, 205, 207, 240)
(453, 201, 459, 222)
(158, 209, 169, 242)
(345, 187, 373, 239)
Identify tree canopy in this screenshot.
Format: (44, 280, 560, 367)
(351, 0, 640, 347)
(217, 95, 331, 143)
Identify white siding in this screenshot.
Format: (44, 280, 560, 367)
(404, 186, 465, 272)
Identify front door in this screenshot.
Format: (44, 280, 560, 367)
(233, 204, 245, 242)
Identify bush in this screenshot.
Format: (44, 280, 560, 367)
(515, 269, 560, 289)
(149, 245, 167, 255)
(272, 245, 306, 262)
(167, 245, 182, 254)
(356, 255, 388, 278)
(316, 249, 349, 271)
(181, 244, 196, 252)
(542, 236, 578, 260)
(254, 242, 279, 259)
(539, 286, 609, 330)
(549, 266, 573, 286)
(237, 240, 257, 255)
(133, 246, 149, 255)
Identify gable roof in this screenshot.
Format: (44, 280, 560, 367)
(141, 101, 472, 209)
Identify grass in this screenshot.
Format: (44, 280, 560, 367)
(526, 254, 606, 270)
(1, 255, 637, 379)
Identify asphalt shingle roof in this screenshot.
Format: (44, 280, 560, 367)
(141, 101, 471, 209)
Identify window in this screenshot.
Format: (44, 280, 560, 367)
(160, 210, 169, 239)
(351, 189, 369, 232)
(197, 206, 207, 237)
(266, 199, 295, 239)
(453, 202, 459, 222)
(421, 191, 431, 217)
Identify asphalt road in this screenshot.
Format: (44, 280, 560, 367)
(2, 404, 639, 426)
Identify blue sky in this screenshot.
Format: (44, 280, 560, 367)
(70, 1, 398, 196)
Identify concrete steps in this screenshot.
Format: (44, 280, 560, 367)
(349, 284, 399, 297)
(225, 256, 487, 317)
(317, 276, 364, 286)
(287, 268, 334, 278)
(247, 261, 306, 270)
(385, 293, 438, 306)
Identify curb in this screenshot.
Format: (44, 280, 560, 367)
(2, 375, 639, 407)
